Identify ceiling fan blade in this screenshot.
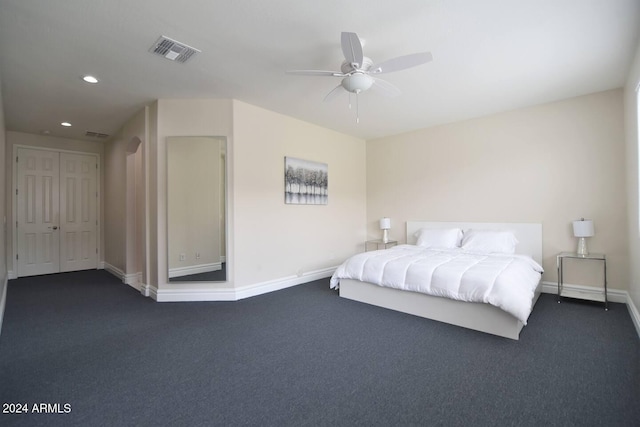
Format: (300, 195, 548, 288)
(341, 32, 364, 68)
(323, 84, 345, 102)
(371, 77, 402, 97)
(370, 52, 433, 74)
(286, 70, 344, 76)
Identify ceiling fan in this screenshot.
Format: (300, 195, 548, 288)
(287, 32, 433, 122)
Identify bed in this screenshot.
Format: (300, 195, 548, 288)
(331, 221, 544, 340)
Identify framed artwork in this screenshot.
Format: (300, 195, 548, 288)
(284, 157, 328, 205)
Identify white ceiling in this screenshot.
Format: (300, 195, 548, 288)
(0, 0, 639, 142)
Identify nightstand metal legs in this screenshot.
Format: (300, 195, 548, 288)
(556, 252, 608, 311)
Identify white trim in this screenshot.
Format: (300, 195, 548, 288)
(104, 263, 145, 293)
(541, 281, 627, 304)
(7, 270, 17, 280)
(153, 266, 336, 302)
(140, 283, 153, 298)
(626, 294, 640, 339)
(125, 272, 143, 290)
(155, 286, 236, 302)
(235, 266, 335, 300)
(104, 262, 125, 281)
(168, 262, 222, 278)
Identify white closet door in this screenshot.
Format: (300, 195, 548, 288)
(16, 148, 61, 276)
(16, 148, 99, 277)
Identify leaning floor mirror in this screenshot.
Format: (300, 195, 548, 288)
(167, 136, 227, 282)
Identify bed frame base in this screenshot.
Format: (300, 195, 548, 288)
(339, 279, 542, 340)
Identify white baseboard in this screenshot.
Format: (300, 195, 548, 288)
(104, 262, 143, 291)
(168, 262, 222, 279)
(154, 286, 235, 302)
(140, 283, 153, 298)
(153, 266, 336, 302)
(627, 295, 640, 339)
(541, 281, 627, 304)
(235, 267, 335, 300)
(104, 262, 125, 281)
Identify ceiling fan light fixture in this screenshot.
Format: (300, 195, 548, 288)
(342, 73, 373, 94)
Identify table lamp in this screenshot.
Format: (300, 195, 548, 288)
(572, 218, 594, 256)
(380, 217, 391, 243)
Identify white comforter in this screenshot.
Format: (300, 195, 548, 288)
(330, 245, 544, 324)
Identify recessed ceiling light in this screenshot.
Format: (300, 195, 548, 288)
(82, 75, 99, 84)
(61, 122, 72, 127)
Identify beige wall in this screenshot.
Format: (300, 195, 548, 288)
(104, 107, 147, 277)
(104, 128, 127, 272)
(113, 98, 366, 295)
(232, 100, 366, 287)
(625, 37, 640, 309)
(4, 131, 105, 277)
(367, 90, 628, 290)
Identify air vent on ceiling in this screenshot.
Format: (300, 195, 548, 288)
(85, 131, 110, 139)
(149, 36, 200, 63)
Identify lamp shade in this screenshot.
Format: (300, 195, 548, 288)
(379, 217, 391, 230)
(573, 219, 594, 238)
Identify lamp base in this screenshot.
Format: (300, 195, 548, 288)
(382, 229, 389, 243)
(576, 237, 588, 256)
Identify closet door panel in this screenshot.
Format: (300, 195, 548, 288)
(59, 153, 98, 272)
(16, 148, 60, 276)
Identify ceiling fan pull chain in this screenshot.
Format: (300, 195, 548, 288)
(356, 92, 360, 124)
(348, 92, 352, 110)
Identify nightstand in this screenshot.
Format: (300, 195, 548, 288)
(556, 251, 608, 310)
(365, 239, 398, 252)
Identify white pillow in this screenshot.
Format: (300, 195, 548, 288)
(414, 228, 463, 249)
(461, 230, 519, 254)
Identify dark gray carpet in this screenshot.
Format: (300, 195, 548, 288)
(1, 270, 638, 427)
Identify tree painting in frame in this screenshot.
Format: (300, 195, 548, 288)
(285, 157, 328, 205)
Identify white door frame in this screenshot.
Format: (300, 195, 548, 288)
(12, 145, 102, 278)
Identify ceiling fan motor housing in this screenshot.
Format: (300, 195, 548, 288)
(341, 56, 373, 74)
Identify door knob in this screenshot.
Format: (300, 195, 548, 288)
(52, 226, 58, 230)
